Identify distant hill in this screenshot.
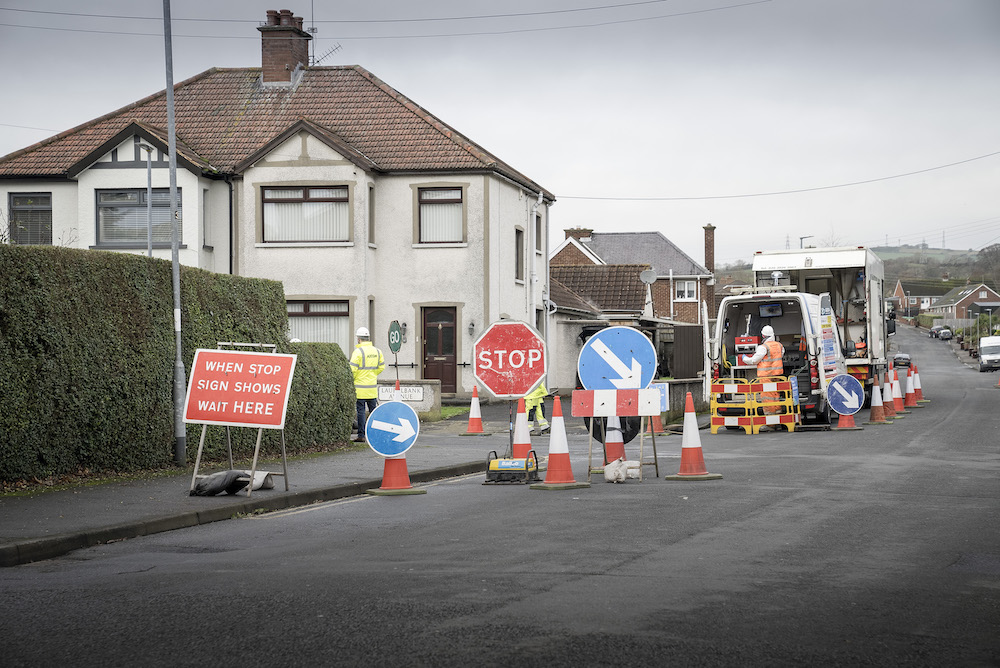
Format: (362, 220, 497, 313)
(872, 245, 979, 263)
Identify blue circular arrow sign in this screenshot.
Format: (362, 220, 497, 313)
(577, 326, 657, 391)
(827, 374, 864, 416)
(365, 401, 419, 457)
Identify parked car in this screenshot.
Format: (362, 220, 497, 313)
(929, 325, 945, 338)
(938, 328, 953, 341)
(892, 353, 911, 368)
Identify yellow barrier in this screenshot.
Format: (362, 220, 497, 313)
(748, 375, 801, 434)
(710, 378, 754, 434)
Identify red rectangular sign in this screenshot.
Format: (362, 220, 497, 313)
(571, 389, 661, 417)
(183, 349, 297, 429)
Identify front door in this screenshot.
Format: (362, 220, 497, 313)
(423, 307, 456, 393)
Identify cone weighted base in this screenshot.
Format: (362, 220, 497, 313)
(831, 413, 863, 431)
(663, 471, 723, 481)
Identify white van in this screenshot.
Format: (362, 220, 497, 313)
(978, 336, 1000, 372)
(707, 289, 847, 425)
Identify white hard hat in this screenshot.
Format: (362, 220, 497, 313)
(761, 325, 774, 338)
(356, 327, 370, 338)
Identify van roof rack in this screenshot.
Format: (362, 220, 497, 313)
(731, 285, 799, 295)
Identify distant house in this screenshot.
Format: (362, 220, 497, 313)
(925, 283, 1000, 319)
(0, 9, 553, 397)
(550, 226, 716, 324)
(890, 279, 966, 317)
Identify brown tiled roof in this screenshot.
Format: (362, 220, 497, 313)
(550, 264, 649, 313)
(0, 66, 552, 197)
(549, 277, 601, 316)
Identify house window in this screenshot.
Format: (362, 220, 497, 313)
(980, 291, 987, 299)
(909, 297, 917, 305)
(97, 188, 181, 245)
(368, 185, 375, 245)
(287, 300, 350, 351)
(515, 228, 525, 281)
(675, 280, 697, 301)
(418, 187, 463, 243)
(535, 214, 543, 253)
(262, 186, 348, 242)
(8, 193, 52, 245)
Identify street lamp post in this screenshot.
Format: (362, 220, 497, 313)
(139, 144, 153, 258)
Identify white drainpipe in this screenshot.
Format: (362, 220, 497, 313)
(529, 191, 544, 324)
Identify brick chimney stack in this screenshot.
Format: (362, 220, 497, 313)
(564, 227, 593, 242)
(703, 223, 716, 312)
(258, 9, 312, 84)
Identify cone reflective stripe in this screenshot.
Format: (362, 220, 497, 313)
(903, 368, 919, 408)
(604, 415, 626, 463)
(512, 397, 532, 459)
(913, 364, 928, 402)
(464, 386, 484, 434)
(531, 397, 590, 490)
(882, 372, 898, 419)
(664, 392, 722, 481)
(865, 377, 891, 424)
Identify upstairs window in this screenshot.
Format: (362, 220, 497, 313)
(418, 187, 463, 243)
(97, 188, 181, 246)
(675, 280, 697, 301)
(9, 193, 52, 245)
(515, 228, 525, 281)
(263, 186, 348, 242)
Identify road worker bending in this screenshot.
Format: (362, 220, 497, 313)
(524, 382, 550, 434)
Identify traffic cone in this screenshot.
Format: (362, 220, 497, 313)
(903, 368, 919, 408)
(882, 372, 899, 419)
(531, 397, 590, 490)
(512, 397, 532, 459)
(392, 379, 402, 402)
(832, 410, 863, 430)
(604, 415, 626, 463)
(646, 412, 665, 433)
(865, 377, 891, 424)
(892, 369, 910, 414)
(664, 392, 722, 481)
(913, 364, 929, 402)
(462, 386, 486, 435)
(366, 457, 427, 496)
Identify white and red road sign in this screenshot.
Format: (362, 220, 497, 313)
(473, 321, 546, 398)
(183, 349, 297, 429)
(571, 389, 661, 417)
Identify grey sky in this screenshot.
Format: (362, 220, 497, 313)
(2, 0, 998, 266)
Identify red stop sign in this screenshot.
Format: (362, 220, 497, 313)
(474, 321, 547, 398)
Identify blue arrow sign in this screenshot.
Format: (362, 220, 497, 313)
(827, 374, 863, 416)
(365, 401, 419, 457)
(577, 326, 657, 391)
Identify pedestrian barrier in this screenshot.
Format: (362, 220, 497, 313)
(749, 376, 801, 433)
(709, 378, 754, 434)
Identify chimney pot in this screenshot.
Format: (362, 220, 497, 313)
(266, 9, 279, 25)
(258, 10, 312, 84)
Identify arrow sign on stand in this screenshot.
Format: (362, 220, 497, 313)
(578, 326, 657, 391)
(827, 374, 864, 416)
(365, 401, 420, 457)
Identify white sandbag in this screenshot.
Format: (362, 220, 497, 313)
(604, 457, 627, 483)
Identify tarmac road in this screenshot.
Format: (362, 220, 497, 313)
(1, 324, 997, 666)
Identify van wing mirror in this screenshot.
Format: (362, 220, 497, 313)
(886, 318, 896, 335)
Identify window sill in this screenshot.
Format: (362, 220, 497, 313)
(255, 241, 353, 248)
(92, 244, 188, 250)
(412, 242, 468, 248)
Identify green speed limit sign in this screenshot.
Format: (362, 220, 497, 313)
(388, 320, 403, 353)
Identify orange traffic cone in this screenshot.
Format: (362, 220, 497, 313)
(832, 411, 863, 430)
(512, 397, 532, 459)
(604, 415, 626, 463)
(366, 457, 427, 496)
(664, 392, 722, 481)
(646, 412, 665, 433)
(462, 386, 485, 435)
(392, 379, 402, 401)
(531, 397, 590, 490)
(865, 377, 891, 424)
(882, 372, 899, 419)
(892, 369, 910, 414)
(913, 364, 928, 402)
(903, 368, 919, 408)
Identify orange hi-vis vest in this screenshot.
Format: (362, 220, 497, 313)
(757, 340, 784, 377)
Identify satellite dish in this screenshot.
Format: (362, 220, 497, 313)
(639, 270, 657, 285)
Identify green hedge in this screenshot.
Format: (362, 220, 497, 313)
(0, 244, 354, 482)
